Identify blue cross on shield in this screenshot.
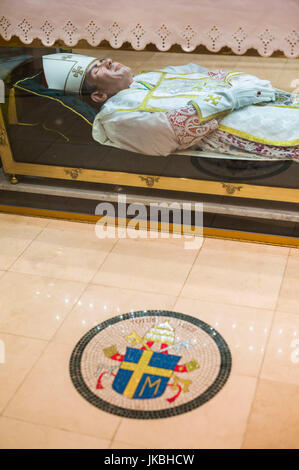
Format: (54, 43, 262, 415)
(112, 347, 181, 399)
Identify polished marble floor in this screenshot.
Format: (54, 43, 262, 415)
(0, 212, 298, 449)
(0, 50, 299, 449)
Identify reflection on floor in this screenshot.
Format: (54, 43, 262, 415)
(0, 213, 298, 449)
(0, 50, 299, 449)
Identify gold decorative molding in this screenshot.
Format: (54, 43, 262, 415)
(222, 183, 242, 195)
(10, 174, 18, 184)
(64, 168, 82, 179)
(139, 176, 160, 187)
(0, 126, 6, 146)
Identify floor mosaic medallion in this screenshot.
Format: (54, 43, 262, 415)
(70, 310, 232, 419)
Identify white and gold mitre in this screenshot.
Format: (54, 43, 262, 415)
(42, 53, 97, 94)
(144, 321, 175, 345)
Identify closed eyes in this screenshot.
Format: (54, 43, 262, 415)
(94, 58, 113, 74)
(89, 58, 108, 74)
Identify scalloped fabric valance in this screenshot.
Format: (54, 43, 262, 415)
(0, 0, 298, 58)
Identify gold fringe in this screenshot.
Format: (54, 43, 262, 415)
(42, 123, 70, 142)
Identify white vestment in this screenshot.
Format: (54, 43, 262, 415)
(92, 64, 299, 156)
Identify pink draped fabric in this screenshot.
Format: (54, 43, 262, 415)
(0, 0, 298, 57)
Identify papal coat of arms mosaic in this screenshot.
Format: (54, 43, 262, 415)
(70, 310, 232, 419)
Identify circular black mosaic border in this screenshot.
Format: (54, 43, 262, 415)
(191, 156, 292, 181)
(69, 310, 232, 419)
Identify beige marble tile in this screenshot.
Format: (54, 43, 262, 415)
(0, 333, 46, 413)
(0, 213, 49, 270)
(260, 311, 299, 385)
(0, 213, 49, 227)
(290, 248, 299, 257)
(277, 252, 299, 314)
(10, 220, 117, 283)
(46, 219, 96, 231)
(53, 283, 177, 345)
(242, 379, 299, 449)
(0, 417, 110, 449)
(174, 297, 274, 377)
(0, 271, 86, 340)
(181, 238, 289, 309)
(3, 341, 121, 441)
(92, 235, 200, 296)
(114, 375, 257, 449)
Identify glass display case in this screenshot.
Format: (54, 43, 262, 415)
(0, 1, 298, 246)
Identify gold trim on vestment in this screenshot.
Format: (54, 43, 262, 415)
(112, 71, 234, 120)
(218, 123, 299, 146)
(113, 72, 166, 113)
(191, 100, 231, 122)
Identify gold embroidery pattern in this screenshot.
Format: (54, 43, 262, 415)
(113, 74, 230, 117)
(64, 168, 82, 179)
(72, 66, 84, 78)
(191, 100, 231, 123)
(204, 94, 222, 106)
(139, 176, 160, 187)
(0, 126, 6, 145)
(222, 183, 242, 195)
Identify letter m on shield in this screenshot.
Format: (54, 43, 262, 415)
(112, 347, 181, 399)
